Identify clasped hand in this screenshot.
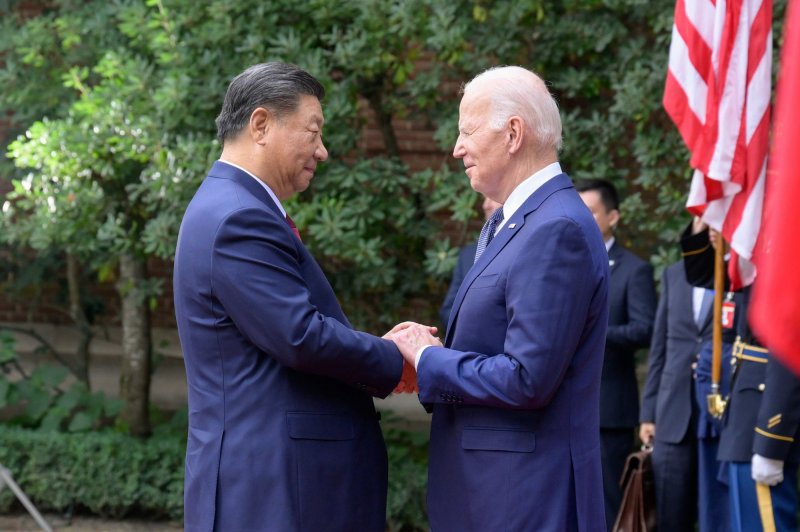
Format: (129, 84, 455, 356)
(383, 321, 442, 393)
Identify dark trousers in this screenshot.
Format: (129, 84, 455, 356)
(652, 433, 698, 531)
(600, 427, 634, 531)
(698, 437, 729, 532)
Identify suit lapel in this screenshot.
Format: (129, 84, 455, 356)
(676, 270, 698, 331)
(698, 289, 714, 331)
(445, 173, 574, 344)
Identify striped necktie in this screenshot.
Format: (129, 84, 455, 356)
(474, 208, 504, 263)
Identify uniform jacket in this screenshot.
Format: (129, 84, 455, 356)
(601, 243, 656, 428)
(418, 173, 609, 531)
(173, 161, 402, 532)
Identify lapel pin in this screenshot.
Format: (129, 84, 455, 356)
(508, 223, 516, 229)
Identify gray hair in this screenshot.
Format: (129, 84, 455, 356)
(215, 62, 325, 144)
(464, 66, 562, 153)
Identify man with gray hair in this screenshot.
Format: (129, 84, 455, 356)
(174, 62, 430, 531)
(392, 66, 609, 530)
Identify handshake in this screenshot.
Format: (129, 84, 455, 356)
(383, 321, 443, 394)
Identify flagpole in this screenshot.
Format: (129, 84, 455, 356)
(708, 234, 727, 417)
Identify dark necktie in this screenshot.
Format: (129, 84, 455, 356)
(474, 208, 505, 263)
(285, 214, 302, 241)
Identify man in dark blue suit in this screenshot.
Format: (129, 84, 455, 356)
(173, 62, 428, 532)
(439, 196, 502, 327)
(576, 178, 656, 531)
(392, 66, 609, 531)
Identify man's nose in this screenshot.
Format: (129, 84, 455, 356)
(316, 140, 328, 162)
(452, 137, 466, 159)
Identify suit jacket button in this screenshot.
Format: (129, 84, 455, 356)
(758, 383, 766, 392)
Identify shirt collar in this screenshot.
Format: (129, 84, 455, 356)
(217, 159, 286, 217)
(497, 161, 562, 230)
(605, 236, 615, 252)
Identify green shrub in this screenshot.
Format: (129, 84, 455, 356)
(0, 421, 429, 528)
(0, 426, 184, 519)
(385, 425, 430, 532)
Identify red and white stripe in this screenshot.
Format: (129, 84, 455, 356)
(663, 0, 772, 289)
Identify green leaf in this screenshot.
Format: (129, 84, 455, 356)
(67, 411, 94, 432)
(31, 364, 68, 389)
(24, 391, 51, 421)
(39, 407, 69, 432)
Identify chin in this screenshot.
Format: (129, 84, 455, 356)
(468, 176, 483, 194)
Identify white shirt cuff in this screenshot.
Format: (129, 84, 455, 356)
(414, 345, 432, 370)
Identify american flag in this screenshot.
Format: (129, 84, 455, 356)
(663, 0, 772, 290)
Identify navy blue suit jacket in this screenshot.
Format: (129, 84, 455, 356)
(418, 173, 609, 531)
(173, 161, 402, 531)
(601, 243, 656, 428)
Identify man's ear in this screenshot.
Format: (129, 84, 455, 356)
(609, 208, 620, 230)
(506, 115, 525, 154)
(249, 107, 273, 144)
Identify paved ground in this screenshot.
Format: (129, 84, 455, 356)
(0, 514, 181, 531)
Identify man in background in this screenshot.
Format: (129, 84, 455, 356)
(577, 178, 656, 530)
(640, 249, 728, 530)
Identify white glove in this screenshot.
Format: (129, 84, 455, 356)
(751, 453, 784, 486)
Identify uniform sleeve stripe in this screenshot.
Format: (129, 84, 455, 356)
(755, 427, 795, 442)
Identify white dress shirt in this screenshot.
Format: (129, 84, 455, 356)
(692, 287, 708, 325)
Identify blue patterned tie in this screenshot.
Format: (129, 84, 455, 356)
(474, 208, 505, 263)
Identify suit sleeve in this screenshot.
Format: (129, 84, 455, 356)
(606, 260, 656, 350)
(211, 206, 402, 398)
(418, 217, 601, 409)
(640, 268, 669, 423)
(752, 356, 800, 460)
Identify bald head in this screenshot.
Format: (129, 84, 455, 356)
(463, 66, 562, 155)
